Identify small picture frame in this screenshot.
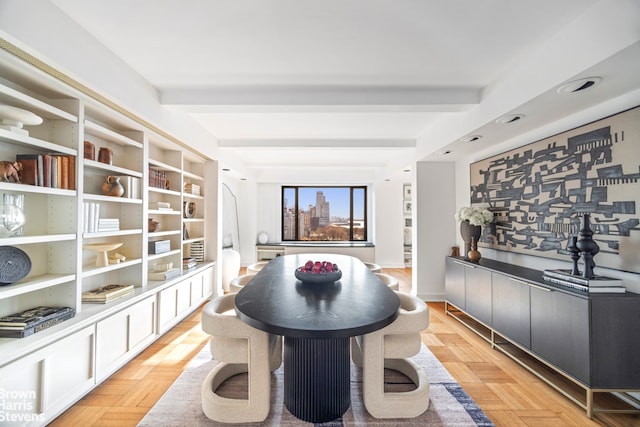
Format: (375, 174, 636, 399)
(403, 200, 412, 215)
(403, 184, 412, 200)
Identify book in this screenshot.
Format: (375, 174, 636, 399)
(0, 306, 75, 328)
(543, 269, 623, 287)
(82, 284, 134, 303)
(43, 154, 52, 187)
(542, 275, 625, 293)
(61, 154, 69, 189)
(148, 268, 181, 281)
(68, 155, 76, 190)
(0, 310, 75, 338)
(16, 154, 43, 186)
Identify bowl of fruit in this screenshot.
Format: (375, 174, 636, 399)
(295, 260, 342, 284)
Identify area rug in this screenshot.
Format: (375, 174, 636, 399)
(138, 343, 494, 426)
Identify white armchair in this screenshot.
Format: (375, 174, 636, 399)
(246, 261, 269, 275)
(374, 272, 400, 291)
(351, 291, 430, 418)
(201, 293, 282, 423)
(228, 273, 256, 293)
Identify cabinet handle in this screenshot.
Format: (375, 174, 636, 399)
(509, 277, 551, 292)
(452, 260, 476, 268)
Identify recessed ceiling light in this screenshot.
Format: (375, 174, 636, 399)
(443, 150, 453, 155)
(557, 77, 602, 94)
(403, 169, 411, 172)
(495, 114, 525, 124)
(460, 135, 482, 143)
(384, 178, 390, 181)
(222, 168, 231, 172)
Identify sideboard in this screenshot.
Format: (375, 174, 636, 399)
(445, 256, 640, 418)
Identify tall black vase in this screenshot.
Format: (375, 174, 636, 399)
(460, 221, 482, 259)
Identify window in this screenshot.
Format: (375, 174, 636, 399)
(282, 186, 367, 241)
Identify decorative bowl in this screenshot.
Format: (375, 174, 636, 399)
(295, 269, 342, 284)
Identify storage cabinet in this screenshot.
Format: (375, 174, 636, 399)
(0, 43, 217, 425)
(445, 256, 640, 417)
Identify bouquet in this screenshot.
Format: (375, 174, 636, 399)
(455, 206, 494, 226)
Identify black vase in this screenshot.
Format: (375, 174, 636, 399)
(460, 221, 482, 259)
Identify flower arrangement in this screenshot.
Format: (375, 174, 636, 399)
(455, 206, 494, 226)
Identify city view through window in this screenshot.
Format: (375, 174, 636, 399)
(282, 186, 366, 241)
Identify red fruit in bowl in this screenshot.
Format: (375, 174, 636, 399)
(305, 260, 314, 271)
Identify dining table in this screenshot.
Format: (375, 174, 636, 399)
(234, 253, 400, 423)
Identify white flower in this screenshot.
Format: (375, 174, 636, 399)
(455, 206, 494, 226)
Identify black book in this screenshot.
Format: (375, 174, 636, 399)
(0, 306, 75, 329)
(0, 310, 75, 338)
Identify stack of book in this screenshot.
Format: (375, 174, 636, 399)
(149, 201, 172, 211)
(148, 267, 180, 281)
(149, 167, 168, 190)
(83, 202, 100, 233)
(82, 284, 134, 304)
(542, 269, 625, 293)
(190, 241, 204, 262)
(97, 218, 120, 232)
(183, 257, 197, 270)
(15, 154, 76, 190)
(183, 182, 200, 196)
(0, 306, 75, 338)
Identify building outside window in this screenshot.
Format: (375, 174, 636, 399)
(282, 186, 367, 241)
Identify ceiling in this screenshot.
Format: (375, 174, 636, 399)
(49, 0, 640, 181)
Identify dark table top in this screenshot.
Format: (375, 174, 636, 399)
(235, 254, 400, 338)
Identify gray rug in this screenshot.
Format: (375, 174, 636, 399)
(138, 343, 494, 426)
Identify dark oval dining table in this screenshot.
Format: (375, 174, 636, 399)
(234, 253, 400, 423)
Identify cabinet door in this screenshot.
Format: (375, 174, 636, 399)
(0, 326, 95, 425)
(530, 288, 590, 383)
(492, 273, 531, 348)
(445, 258, 466, 310)
(96, 296, 155, 380)
(464, 266, 492, 326)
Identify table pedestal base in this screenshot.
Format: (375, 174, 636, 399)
(284, 336, 350, 423)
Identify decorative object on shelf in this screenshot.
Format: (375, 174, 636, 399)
(84, 141, 95, 160)
(190, 241, 204, 262)
(456, 206, 493, 258)
(257, 232, 268, 244)
(0, 160, 23, 183)
(567, 235, 580, 276)
(467, 237, 481, 262)
(451, 246, 460, 257)
(83, 242, 123, 267)
(0, 104, 43, 135)
(0, 198, 26, 238)
(101, 175, 124, 197)
(576, 213, 600, 279)
(295, 260, 342, 284)
(183, 201, 196, 218)
(148, 239, 170, 254)
(221, 248, 241, 292)
(0, 245, 32, 285)
(97, 147, 113, 165)
(148, 218, 160, 232)
(183, 224, 190, 240)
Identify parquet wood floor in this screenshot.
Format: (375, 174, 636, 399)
(51, 268, 639, 426)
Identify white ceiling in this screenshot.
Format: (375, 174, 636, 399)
(49, 0, 640, 181)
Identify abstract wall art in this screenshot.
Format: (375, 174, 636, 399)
(470, 106, 640, 273)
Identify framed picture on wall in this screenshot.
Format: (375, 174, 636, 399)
(470, 105, 640, 273)
(403, 184, 412, 200)
(403, 200, 412, 215)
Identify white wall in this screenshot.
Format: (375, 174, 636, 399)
(415, 162, 456, 300)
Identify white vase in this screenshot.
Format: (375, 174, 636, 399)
(221, 248, 241, 292)
(257, 232, 268, 244)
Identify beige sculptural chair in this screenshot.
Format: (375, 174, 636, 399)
(351, 291, 430, 418)
(201, 293, 282, 423)
(228, 273, 256, 293)
(374, 272, 400, 291)
(363, 261, 382, 273)
(246, 261, 269, 275)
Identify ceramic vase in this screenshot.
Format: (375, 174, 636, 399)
(467, 237, 481, 262)
(460, 220, 481, 259)
(101, 176, 124, 197)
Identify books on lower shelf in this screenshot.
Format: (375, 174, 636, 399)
(149, 201, 173, 211)
(542, 270, 625, 293)
(15, 154, 76, 190)
(82, 284, 135, 304)
(183, 257, 197, 270)
(148, 268, 181, 281)
(0, 306, 76, 338)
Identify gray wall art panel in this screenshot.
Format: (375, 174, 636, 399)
(470, 106, 640, 273)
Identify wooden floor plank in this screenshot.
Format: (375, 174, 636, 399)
(50, 268, 640, 427)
